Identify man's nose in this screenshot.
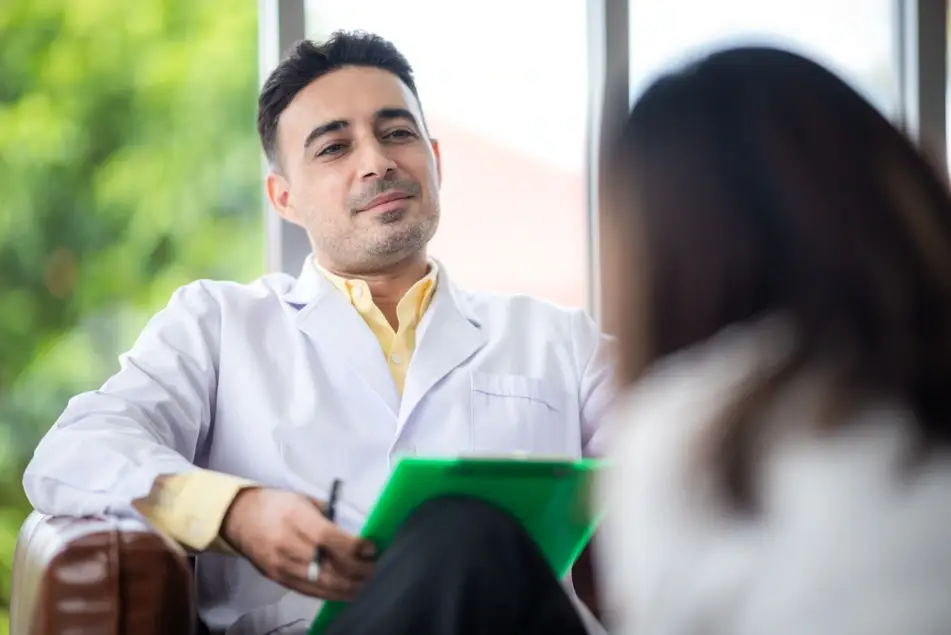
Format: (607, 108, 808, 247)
(357, 140, 397, 179)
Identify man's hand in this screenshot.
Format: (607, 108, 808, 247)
(221, 487, 376, 601)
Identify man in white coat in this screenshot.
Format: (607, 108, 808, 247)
(23, 31, 613, 635)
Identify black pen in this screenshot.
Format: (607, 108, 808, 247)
(310, 478, 342, 580)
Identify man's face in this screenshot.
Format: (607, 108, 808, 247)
(266, 66, 441, 273)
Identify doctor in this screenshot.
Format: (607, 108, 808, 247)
(23, 30, 613, 635)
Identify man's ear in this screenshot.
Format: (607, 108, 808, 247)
(265, 170, 294, 221)
(431, 139, 442, 186)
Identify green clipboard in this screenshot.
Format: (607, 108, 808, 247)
(308, 455, 605, 635)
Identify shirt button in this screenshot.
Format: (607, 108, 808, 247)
(390, 353, 402, 364)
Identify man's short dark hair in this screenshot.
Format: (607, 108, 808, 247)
(257, 30, 421, 168)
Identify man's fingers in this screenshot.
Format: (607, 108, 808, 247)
(281, 495, 375, 581)
(312, 525, 376, 579)
(305, 532, 375, 580)
(285, 560, 361, 602)
(276, 531, 322, 567)
(232, 489, 375, 603)
(270, 538, 362, 602)
(327, 550, 375, 580)
(317, 560, 362, 598)
(288, 497, 332, 538)
(285, 578, 352, 602)
(292, 510, 372, 560)
(291, 500, 354, 548)
(308, 521, 362, 553)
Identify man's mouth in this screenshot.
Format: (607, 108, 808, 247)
(359, 190, 413, 212)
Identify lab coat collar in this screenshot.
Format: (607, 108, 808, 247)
(281, 255, 329, 309)
(281, 254, 485, 419)
(282, 254, 458, 316)
(397, 273, 487, 427)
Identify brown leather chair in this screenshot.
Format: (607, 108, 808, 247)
(10, 512, 195, 635)
(10, 512, 600, 635)
(573, 545, 603, 621)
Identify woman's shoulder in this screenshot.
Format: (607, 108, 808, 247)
(608, 315, 796, 471)
(599, 315, 951, 634)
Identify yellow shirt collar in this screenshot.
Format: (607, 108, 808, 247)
(314, 259, 439, 329)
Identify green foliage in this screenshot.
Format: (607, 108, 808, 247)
(0, 0, 261, 612)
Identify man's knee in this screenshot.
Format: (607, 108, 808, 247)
(402, 496, 527, 549)
(416, 495, 519, 525)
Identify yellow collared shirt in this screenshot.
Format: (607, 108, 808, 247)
(317, 260, 438, 396)
(132, 261, 438, 551)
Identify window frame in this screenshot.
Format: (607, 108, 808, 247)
(258, 0, 948, 322)
(895, 0, 948, 173)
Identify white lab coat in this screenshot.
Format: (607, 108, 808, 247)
(24, 258, 614, 635)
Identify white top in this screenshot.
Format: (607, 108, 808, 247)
(598, 317, 951, 635)
(24, 258, 614, 635)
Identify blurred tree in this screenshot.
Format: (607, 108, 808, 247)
(0, 0, 262, 626)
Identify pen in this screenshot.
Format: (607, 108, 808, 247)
(308, 478, 341, 583)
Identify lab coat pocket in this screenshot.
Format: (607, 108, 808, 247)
(469, 372, 566, 454)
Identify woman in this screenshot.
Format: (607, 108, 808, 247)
(597, 46, 951, 634)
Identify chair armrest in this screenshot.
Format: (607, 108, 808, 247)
(11, 511, 196, 635)
(572, 543, 602, 620)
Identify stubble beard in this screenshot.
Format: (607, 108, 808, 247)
(309, 202, 440, 272)
(366, 209, 438, 258)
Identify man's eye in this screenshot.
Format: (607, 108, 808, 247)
(385, 129, 416, 139)
(318, 143, 346, 157)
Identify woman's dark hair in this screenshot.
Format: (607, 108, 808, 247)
(606, 46, 951, 511)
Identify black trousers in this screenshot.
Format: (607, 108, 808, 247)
(325, 496, 589, 635)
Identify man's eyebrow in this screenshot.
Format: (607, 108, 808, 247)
(302, 109, 419, 154)
(303, 119, 348, 152)
(375, 108, 419, 128)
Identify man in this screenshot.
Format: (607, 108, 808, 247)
(24, 31, 613, 635)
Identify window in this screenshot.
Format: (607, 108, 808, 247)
(306, 1, 591, 307)
(0, 1, 262, 616)
(628, 0, 899, 117)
